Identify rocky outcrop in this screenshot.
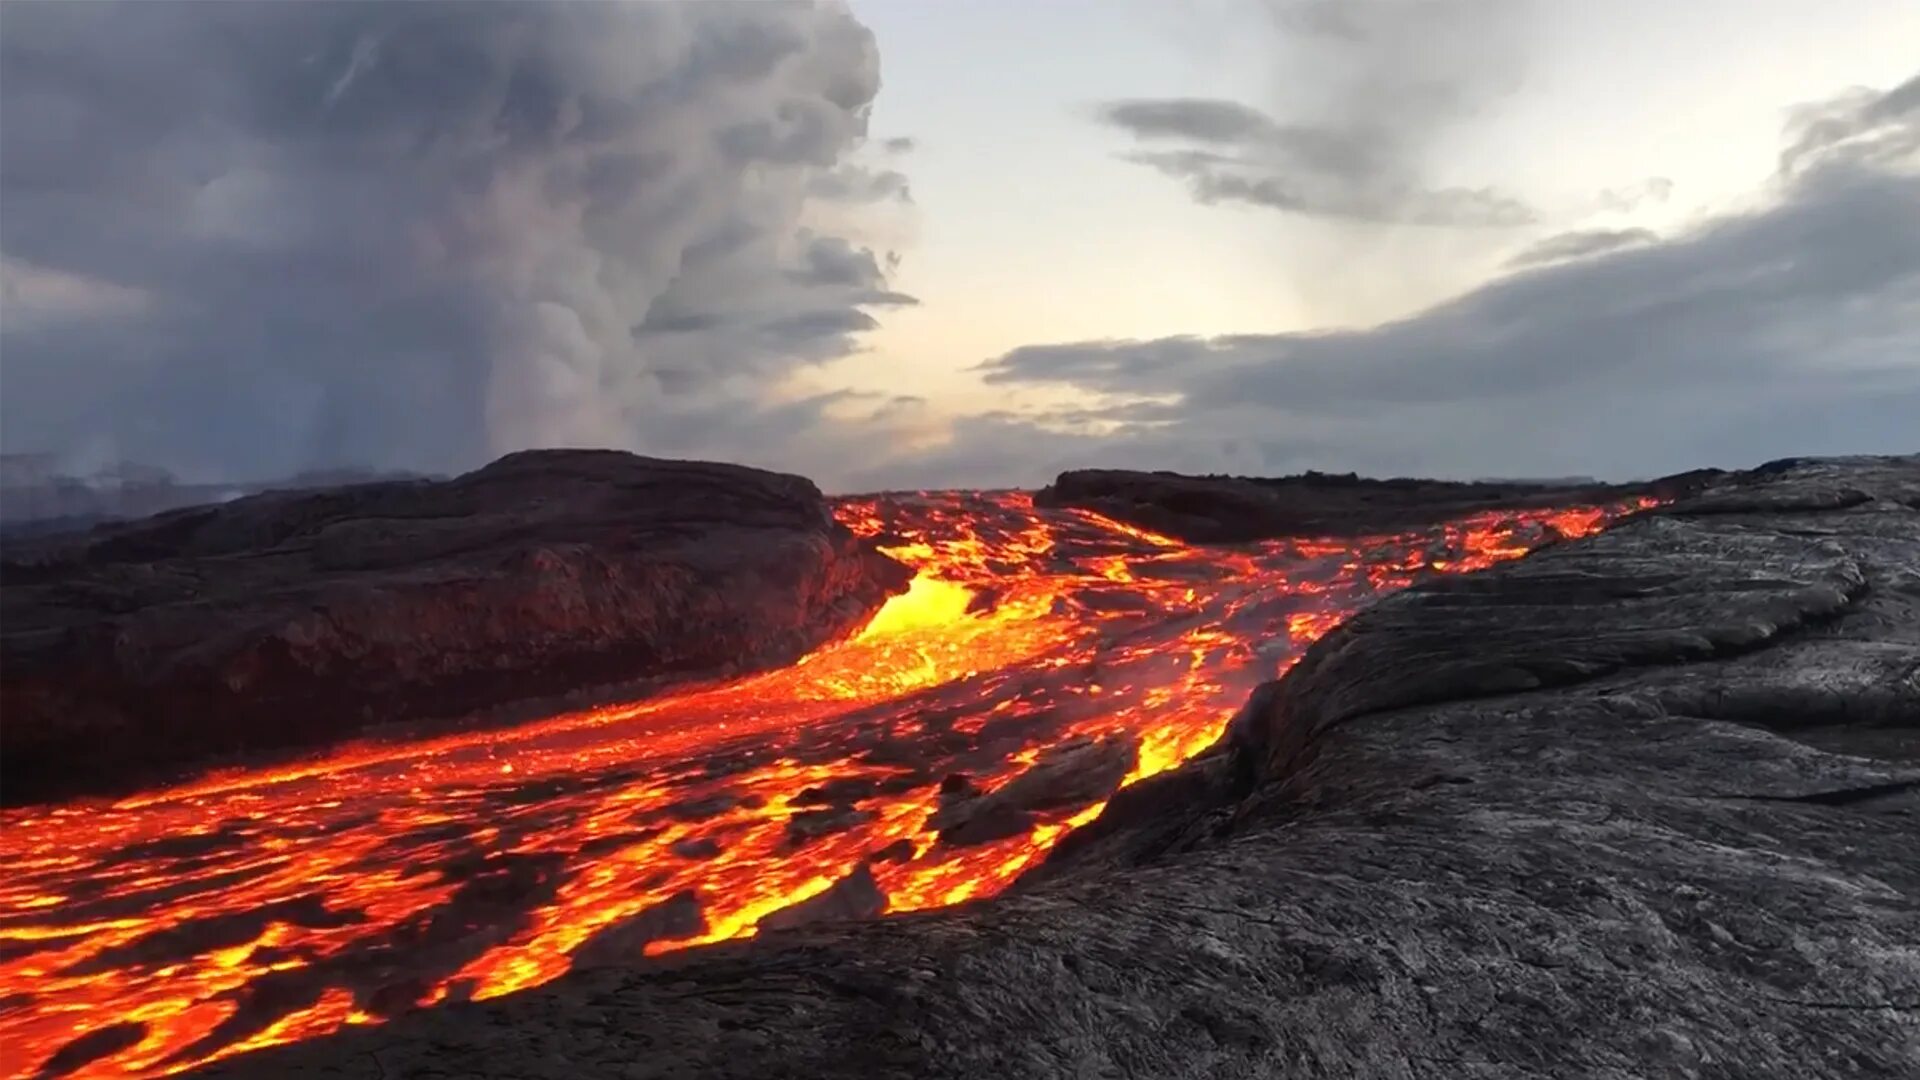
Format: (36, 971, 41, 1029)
(199, 455, 1920, 1079)
(1037, 465, 1722, 542)
(0, 451, 912, 804)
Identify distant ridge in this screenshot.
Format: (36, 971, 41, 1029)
(0, 460, 431, 540)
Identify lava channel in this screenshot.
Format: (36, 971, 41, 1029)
(0, 491, 1654, 1078)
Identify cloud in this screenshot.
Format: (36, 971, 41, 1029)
(807, 164, 913, 203)
(0, 256, 151, 331)
(1267, 0, 1369, 42)
(1503, 227, 1658, 268)
(909, 74, 1920, 488)
(1102, 99, 1283, 146)
(1095, 0, 1535, 228)
(1121, 146, 1534, 226)
(1597, 177, 1675, 214)
(790, 235, 894, 288)
(0, 0, 911, 482)
(1782, 71, 1920, 176)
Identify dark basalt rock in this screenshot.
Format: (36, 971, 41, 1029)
(785, 805, 876, 846)
(567, 892, 707, 972)
(0, 450, 912, 804)
(757, 866, 888, 932)
(194, 454, 1920, 1080)
(1037, 465, 1723, 542)
(933, 735, 1138, 847)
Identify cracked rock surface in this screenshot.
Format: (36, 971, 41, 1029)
(197, 455, 1920, 1079)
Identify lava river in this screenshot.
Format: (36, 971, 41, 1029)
(0, 491, 1653, 1078)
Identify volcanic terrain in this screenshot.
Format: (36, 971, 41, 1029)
(2, 452, 1914, 1079)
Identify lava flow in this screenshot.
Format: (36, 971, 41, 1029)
(0, 491, 1653, 1078)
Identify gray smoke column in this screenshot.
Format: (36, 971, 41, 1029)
(0, 1, 910, 481)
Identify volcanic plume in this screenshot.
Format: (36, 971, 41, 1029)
(0, 490, 1651, 1078)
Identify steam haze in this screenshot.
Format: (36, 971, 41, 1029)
(1, 0, 912, 482)
(1, 0, 1915, 493)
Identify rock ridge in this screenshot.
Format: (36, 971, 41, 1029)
(1037, 465, 1723, 543)
(1, 450, 912, 804)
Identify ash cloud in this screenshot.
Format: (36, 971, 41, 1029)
(1096, 0, 1535, 227)
(0, 0, 913, 482)
(870, 74, 1920, 490)
(807, 165, 913, 204)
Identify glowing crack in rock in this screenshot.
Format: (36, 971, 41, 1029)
(0, 491, 1657, 1078)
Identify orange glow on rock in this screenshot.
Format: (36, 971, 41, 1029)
(0, 490, 1654, 1078)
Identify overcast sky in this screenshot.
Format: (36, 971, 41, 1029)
(2, 1, 1915, 490)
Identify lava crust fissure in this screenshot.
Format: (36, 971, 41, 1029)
(165, 454, 1920, 1080)
(0, 459, 1672, 1078)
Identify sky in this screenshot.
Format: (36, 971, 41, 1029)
(1, 0, 1916, 491)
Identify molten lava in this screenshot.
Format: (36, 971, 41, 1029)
(0, 492, 1654, 1078)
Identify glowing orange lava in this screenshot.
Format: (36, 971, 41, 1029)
(0, 491, 1656, 1078)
